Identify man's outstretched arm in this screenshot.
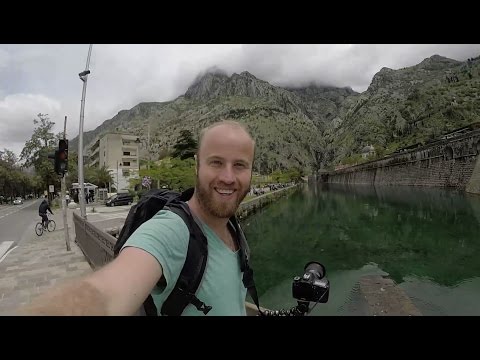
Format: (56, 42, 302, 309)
(17, 247, 162, 316)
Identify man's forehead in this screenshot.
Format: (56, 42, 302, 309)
(203, 123, 250, 138)
(200, 126, 254, 150)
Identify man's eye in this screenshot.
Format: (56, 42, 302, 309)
(211, 160, 222, 166)
(235, 163, 246, 168)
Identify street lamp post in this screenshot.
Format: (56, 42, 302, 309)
(78, 44, 93, 219)
(61, 115, 71, 251)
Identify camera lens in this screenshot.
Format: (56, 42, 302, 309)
(304, 261, 325, 279)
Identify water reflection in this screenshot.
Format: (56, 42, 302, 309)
(243, 183, 480, 315)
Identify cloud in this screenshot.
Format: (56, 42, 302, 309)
(0, 93, 61, 157)
(1, 44, 480, 160)
(0, 48, 9, 69)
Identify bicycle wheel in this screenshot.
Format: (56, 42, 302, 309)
(35, 223, 44, 236)
(47, 220, 56, 232)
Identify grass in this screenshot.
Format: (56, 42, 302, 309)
(242, 195, 255, 203)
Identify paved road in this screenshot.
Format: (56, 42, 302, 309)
(0, 204, 130, 314)
(0, 199, 44, 258)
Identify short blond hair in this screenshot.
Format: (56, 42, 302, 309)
(197, 120, 255, 152)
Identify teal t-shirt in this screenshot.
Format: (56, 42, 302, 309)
(122, 209, 247, 316)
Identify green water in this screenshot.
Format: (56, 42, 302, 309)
(242, 182, 480, 316)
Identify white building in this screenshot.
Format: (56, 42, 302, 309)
(88, 133, 140, 191)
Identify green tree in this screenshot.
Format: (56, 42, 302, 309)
(85, 165, 114, 188)
(65, 151, 78, 189)
(172, 129, 197, 160)
(54, 131, 67, 143)
(0, 148, 33, 200)
(139, 157, 195, 191)
(19, 113, 59, 194)
(20, 113, 56, 168)
(285, 167, 304, 183)
(1, 148, 18, 166)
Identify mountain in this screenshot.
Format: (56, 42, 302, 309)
(70, 53, 480, 174)
(71, 71, 347, 174)
(323, 54, 480, 165)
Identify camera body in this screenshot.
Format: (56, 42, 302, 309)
(292, 261, 330, 303)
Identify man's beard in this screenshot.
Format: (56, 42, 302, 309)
(195, 174, 250, 219)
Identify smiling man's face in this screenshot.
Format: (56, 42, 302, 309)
(195, 123, 254, 219)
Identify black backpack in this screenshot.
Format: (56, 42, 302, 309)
(113, 187, 261, 316)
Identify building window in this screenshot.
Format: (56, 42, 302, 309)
(122, 169, 130, 177)
(123, 162, 130, 166)
(123, 151, 130, 156)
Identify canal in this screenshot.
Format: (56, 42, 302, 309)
(243, 182, 480, 315)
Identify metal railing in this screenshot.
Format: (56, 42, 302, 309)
(73, 211, 116, 270)
(72, 185, 301, 315)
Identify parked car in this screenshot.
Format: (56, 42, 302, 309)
(105, 193, 133, 207)
(13, 197, 23, 205)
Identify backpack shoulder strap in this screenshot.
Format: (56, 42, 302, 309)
(140, 188, 260, 316)
(229, 216, 263, 315)
(114, 189, 179, 256)
(160, 201, 211, 316)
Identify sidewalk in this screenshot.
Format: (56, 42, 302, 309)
(0, 205, 129, 315)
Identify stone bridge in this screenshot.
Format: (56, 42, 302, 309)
(327, 127, 480, 194)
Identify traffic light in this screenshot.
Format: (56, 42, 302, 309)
(51, 139, 68, 176)
(48, 139, 68, 176)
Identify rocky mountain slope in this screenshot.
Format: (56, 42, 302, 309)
(325, 54, 480, 165)
(70, 53, 480, 174)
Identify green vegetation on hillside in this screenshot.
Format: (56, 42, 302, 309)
(69, 55, 480, 176)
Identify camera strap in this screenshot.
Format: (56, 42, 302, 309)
(242, 266, 262, 315)
(230, 216, 263, 316)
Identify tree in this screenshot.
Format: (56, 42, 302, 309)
(172, 129, 197, 160)
(138, 157, 195, 191)
(19, 113, 58, 194)
(310, 147, 325, 173)
(20, 113, 56, 168)
(85, 165, 114, 189)
(0, 148, 35, 200)
(54, 131, 65, 142)
(1, 149, 18, 166)
(65, 151, 78, 189)
(285, 167, 304, 183)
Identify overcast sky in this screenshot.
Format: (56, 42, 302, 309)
(1, 44, 480, 158)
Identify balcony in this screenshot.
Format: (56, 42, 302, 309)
(90, 139, 100, 152)
(90, 146, 100, 157)
(120, 160, 138, 169)
(122, 141, 138, 147)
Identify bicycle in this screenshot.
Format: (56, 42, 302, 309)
(35, 214, 56, 236)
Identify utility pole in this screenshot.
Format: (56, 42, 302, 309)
(61, 115, 71, 251)
(117, 160, 119, 191)
(78, 44, 93, 219)
(147, 123, 150, 170)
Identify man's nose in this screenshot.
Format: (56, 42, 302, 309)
(218, 165, 235, 184)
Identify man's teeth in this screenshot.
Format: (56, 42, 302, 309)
(217, 189, 234, 195)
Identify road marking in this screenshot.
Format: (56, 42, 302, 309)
(0, 201, 37, 219)
(0, 241, 15, 261)
(0, 246, 18, 264)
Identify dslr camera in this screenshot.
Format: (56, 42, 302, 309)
(292, 261, 330, 303)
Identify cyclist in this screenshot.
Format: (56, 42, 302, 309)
(39, 198, 53, 228)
